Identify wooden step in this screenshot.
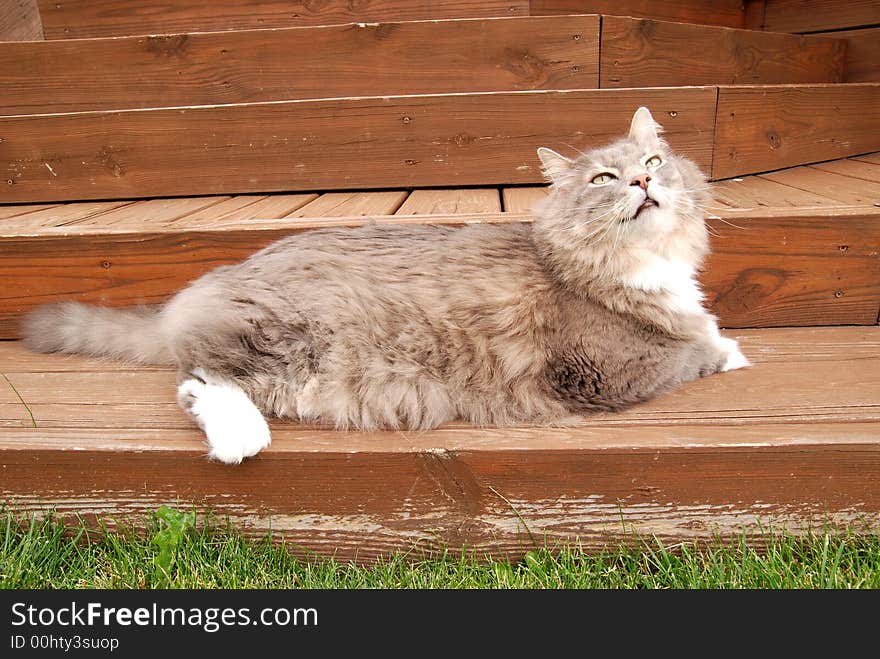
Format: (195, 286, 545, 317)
(1, 326, 877, 560)
(35, 0, 750, 40)
(0, 15, 847, 115)
(0, 15, 602, 115)
(3, 83, 879, 203)
(1, 156, 879, 337)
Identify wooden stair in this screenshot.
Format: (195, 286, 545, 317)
(1, 0, 879, 560)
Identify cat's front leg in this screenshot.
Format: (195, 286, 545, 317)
(176, 368, 272, 464)
(702, 316, 750, 373)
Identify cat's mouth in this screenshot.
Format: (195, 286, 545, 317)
(634, 197, 658, 217)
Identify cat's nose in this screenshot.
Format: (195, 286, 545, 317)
(630, 174, 651, 190)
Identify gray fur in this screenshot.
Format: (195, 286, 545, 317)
(22, 108, 736, 433)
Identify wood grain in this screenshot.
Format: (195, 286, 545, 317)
(0, 0, 43, 41)
(289, 191, 408, 217)
(501, 186, 548, 213)
(37, 0, 528, 40)
(810, 158, 880, 182)
(600, 16, 845, 88)
(712, 83, 880, 179)
(760, 167, 880, 204)
(396, 189, 501, 214)
(0, 15, 600, 115)
(711, 176, 843, 207)
(530, 0, 747, 27)
(836, 28, 880, 83)
(761, 0, 880, 33)
(1, 202, 878, 336)
(1, 326, 877, 560)
(0, 87, 717, 203)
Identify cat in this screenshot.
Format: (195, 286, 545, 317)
(22, 107, 749, 464)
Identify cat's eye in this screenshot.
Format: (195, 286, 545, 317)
(646, 155, 663, 168)
(590, 172, 617, 185)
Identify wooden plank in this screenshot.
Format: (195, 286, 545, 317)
(1, 325, 878, 559)
(530, 0, 747, 28)
(836, 28, 880, 83)
(600, 16, 845, 88)
(1, 203, 878, 337)
(0, 15, 600, 115)
(712, 84, 880, 179)
(396, 189, 501, 215)
(0, 203, 59, 219)
(853, 153, 880, 165)
(289, 191, 408, 217)
(166, 194, 320, 227)
(0, 87, 717, 203)
(37, 0, 528, 39)
(809, 158, 880, 183)
(761, 0, 880, 33)
(2, 201, 134, 231)
(3, 329, 879, 430)
(759, 167, 880, 204)
(0, 0, 43, 41)
(502, 186, 548, 213)
(711, 175, 843, 208)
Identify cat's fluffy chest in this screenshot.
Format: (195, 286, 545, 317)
(621, 251, 705, 316)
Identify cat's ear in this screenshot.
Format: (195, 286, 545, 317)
(628, 107, 663, 147)
(537, 147, 575, 185)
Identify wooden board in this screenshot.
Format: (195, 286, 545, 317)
(396, 189, 501, 215)
(1, 201, 878, 337)
(759, 167, 880, 204)
(854, 152, 880, 165)
(810, 158, 880, 182)
(502, 186, 548, 213)
(530, 0, 747, 28)
(712, 84, 880, 179)
(761, 0, 880, 33)
(1, 326, 878, 560)
(836, 28, 880, 83)
(0, 0, 43, 41)
(289, 191, 409, 217)
(0, 87, 717, 203)
(37, 0, 528, 40)
(0, 15, 600, 115)
(711, 176, 843, 208)
(600, 16, 845, 88)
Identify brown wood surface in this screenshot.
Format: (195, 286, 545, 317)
(600, 16, 845, 88)
(0, 15, 600, 115)
(0, 0, 43, 41)
(1, 201, 878, 336)
(759, 167, 880, 204)
(502, 186, 548, 212)
(37, 0, 528, 40)
(761, 0, 880, 33)
(396, 189, 501, 214)
(289, 191, 409, 217)
(712, 84, 880, 179)
(530, 0, 747, 27)
(710, 176, 843, 207)
(0, 87, 717, 203)
(854, 153, 880, 165)
(810, 158, 880, 182)
(1, 326, 878, 560)
(836, 28, 880, 82)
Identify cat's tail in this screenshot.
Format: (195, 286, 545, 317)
(21, 301, 173, 364)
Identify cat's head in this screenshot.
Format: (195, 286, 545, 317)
(532, 107, 711, 267)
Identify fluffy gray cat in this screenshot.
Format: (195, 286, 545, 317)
(22, 107, 749, 464)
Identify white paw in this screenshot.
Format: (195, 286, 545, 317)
(177, 376, 271, 464)
(720, 344, 751, 372)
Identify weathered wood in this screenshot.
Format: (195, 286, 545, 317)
(0, 0, 43, 41)
(0, 15, 600, 115)
(810, 158, 880, 182)
(761, 0, 880, 33)
(836, 28, 880, 82)
(600, 16, 845, 88)
(712, 84, 880, 179)
(530, 0, 747, 27)
(396, 189, 501, 214)
(0, 87, 717, 203)
(1, 202, 878, 336)
(1, 326, 878, 561)
(711, 176, 843, 208)
(502, 186, 548, 213)
(853, 152, 880, 165)
(37, 0, 528, 40)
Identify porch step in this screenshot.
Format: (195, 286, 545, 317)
(1, 325, 877, 560)
(0, 14, 846, 115)
(1, 155, 878, 337)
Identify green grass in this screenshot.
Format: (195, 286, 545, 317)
(2, 508, 880, 589)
